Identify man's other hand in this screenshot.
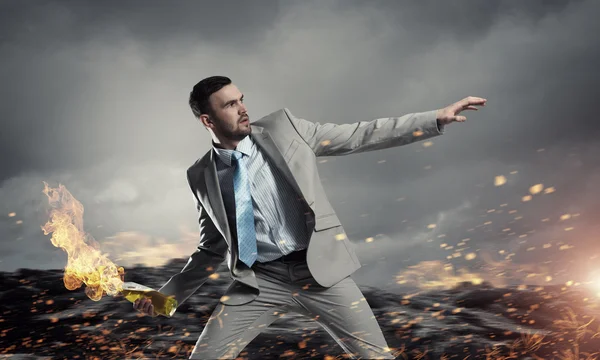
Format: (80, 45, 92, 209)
(133, 297, 156, 317)
(436, 96, 487, 126)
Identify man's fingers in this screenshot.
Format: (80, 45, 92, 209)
(440, 97, 485, 124)
(450, 97, 486, 113)
(460, 97, 486, 108)
(143, 300, 152, 313)
(465, 96, 486, 104)
(133, 298, 153, 315)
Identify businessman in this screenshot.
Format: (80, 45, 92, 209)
(133, 76, 486, 359)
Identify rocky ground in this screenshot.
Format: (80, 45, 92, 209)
(1, 259, 600, 360)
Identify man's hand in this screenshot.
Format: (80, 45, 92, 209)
(133, 297, 156, 317)
(436, 96, 487, 126)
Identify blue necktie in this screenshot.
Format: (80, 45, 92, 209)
(231, 151, 258, 268)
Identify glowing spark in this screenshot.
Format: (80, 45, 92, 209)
(529, 184, 544, 195)
(494, 175, 507, 186)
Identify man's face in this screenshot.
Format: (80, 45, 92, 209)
(204, 84, 251, 141)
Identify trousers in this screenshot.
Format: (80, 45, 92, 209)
(189, 254, 395, 359)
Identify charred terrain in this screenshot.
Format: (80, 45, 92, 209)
(1, 259, 600, 359)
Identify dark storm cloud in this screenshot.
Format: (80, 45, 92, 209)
(334, 0, 584, 41)
(0, 0, 281, 183)
(0, 0, 281, 48)
(0, 0, 599, 282)
(310, 0, 600, 191)
(1, 0, 597, 182)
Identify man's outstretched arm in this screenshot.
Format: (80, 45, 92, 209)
(285, 96, 486, 157)
(157, 172, 228, 313)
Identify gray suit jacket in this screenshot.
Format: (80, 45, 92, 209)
(159, 107, 443, 310)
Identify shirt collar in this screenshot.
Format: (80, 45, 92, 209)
(212, 135, 254, 167)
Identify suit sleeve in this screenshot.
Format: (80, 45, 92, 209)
(284, 107, 444, 157)
(158, 170, 228, 313)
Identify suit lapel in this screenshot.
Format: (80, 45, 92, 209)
(201, 150, 232, 248)
(250, 126, 307, 205)
(195, 124, 309, 245)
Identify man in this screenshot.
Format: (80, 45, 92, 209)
(133, 75, 486, 359)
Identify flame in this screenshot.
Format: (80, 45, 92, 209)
(41, 182, 124, 301)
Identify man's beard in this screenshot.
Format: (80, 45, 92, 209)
(215, 117, 251, 141)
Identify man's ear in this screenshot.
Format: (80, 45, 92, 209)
(199, 114, 212, 128)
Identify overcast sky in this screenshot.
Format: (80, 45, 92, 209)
(1, 0, 599, 293)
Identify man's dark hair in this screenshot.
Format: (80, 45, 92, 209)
(189, 76, 232, 119)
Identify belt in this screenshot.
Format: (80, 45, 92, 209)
(277, 249, 308, 263)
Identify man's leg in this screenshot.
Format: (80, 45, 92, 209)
(190, 302, 284, 359)
(189, 262, 295, 359)
(288, 262, 395, 359)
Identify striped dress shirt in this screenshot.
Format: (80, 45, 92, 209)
(212, 135, 311, 263)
